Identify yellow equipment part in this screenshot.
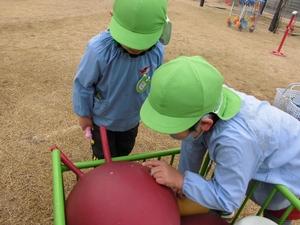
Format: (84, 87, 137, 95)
(177, 197, 209, 216)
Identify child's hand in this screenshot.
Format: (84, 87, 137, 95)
(79, 116, 92, 130)
(142, 160, 183, 192)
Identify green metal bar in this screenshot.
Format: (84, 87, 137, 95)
(61, 148, 180, 172)
(52, 149, 66, 225)
(199, 152, 210, 177)
(257, 188, 278, 216)
(61, 178, 66, 207)
(278, 205, 294, 225)
(204, 160, 213, 177)
(169, 154, 175, 166)
(276, 184, 300, 210)
(231, 181, 258, 224)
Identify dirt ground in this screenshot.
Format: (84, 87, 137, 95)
(0, 0, 300, 224)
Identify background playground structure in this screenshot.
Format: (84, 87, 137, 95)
(272, 10, 298, 56)
(227, 0, 265, 32)
(224, 0, 300, 34)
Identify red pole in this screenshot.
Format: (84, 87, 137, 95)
(50, 145, 84, 178)
(100, 126, 112, 163)
(272, 11, 298, 56)
(60, 152, 84, 178)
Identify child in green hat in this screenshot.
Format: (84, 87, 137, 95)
(141, 56, 300, 225)
(72, 0, 171, 159)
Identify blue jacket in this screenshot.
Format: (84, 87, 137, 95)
(73, 31, 164, 131)
(179, 90, 300, 212)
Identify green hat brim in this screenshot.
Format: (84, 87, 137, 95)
(140, 86, 241, 134)
(109, 17, 163, 50)
(140, 98, 201, 134)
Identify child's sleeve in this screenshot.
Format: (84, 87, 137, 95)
(182, 138, 260, 213)
(179, 136, 207, 174)
(156, 42, 165, 65)
(72, 45, 101, 117)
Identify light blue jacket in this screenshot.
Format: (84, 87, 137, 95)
(179, 90, 300, 212)
(73, 31, 164, 131)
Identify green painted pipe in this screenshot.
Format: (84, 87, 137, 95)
(257, 188, 278, 216)
(52, 149, 66, 225)
(278, 205, 294, 225)
(276, 184, 300, 210)
(61, 148, 180, 171)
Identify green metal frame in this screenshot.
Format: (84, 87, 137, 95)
(230, 181, 300, 225)
(51, 147, 180, 225)
(52, 148, 300, 225)
(195, 153, 300, 225)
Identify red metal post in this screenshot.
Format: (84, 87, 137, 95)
(50, 145, 84, 178)
(99, 126, 112, 163)
(60, 152, 84, 178)
(273, 11, 298, 56)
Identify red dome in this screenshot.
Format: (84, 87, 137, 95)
(66, 161, 180, 225)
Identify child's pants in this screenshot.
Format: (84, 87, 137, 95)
(91, 123, 139, 159)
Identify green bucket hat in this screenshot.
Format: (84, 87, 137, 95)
(140, 56, 241, 134)
(109, 0, 167, 50)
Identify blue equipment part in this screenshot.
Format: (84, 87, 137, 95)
(239, 0, 265, 5)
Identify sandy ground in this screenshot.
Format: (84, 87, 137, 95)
(0, 0, 300, 224)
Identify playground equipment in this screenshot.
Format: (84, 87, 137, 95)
(272, 11, 298, 56)
(227, 0, 265, 32)
(51, 126, 180, 225)
(181, 213, 229, 225)
(235, 216, 277, 225)
(51, 136, 300, 225)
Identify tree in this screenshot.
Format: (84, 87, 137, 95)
(200, 0, 205, 7)
(260, 0, 268, 14)
(269, 0, 289, 33)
